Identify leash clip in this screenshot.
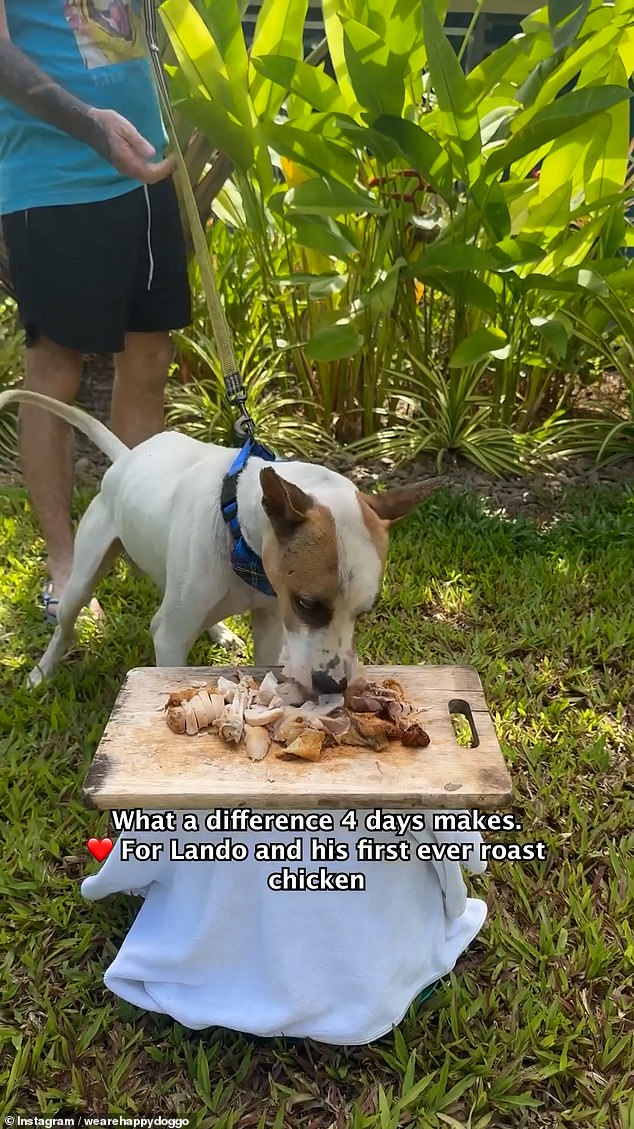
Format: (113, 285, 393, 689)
(234, 406, 255, 439)
(225, 370, 256, 439)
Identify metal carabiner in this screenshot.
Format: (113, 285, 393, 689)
(234, 411, 255, 439)
(224, 371, 255, 438)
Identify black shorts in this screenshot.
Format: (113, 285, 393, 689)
(1, 177, 191, 354)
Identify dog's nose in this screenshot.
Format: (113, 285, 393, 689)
(311, 671, 348, 695)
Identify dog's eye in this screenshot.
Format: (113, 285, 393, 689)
(291, 594, 332, 627)
(295, 596, 319, 612)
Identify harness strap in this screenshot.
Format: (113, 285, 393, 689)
(220, 438, 277, 598)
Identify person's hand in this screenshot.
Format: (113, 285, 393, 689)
(87, 106, 176, 183)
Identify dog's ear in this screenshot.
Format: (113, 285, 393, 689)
(260, 467, 313, 537)
(361, 480, 438, 525)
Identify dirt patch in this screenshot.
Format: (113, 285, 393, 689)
(326, 448, 633, 522)
(2, 438, 631, 518)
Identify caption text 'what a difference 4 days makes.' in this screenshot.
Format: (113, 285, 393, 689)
(107, 808, 548, 890)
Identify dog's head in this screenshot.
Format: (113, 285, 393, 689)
(259, 467, 436, 693)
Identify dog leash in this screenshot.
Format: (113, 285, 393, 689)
(143, 0, 256, 441)
(144, 3, 280, 598)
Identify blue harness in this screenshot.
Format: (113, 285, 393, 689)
(220, 437, 277, 598)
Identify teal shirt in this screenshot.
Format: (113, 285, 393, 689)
(0, 1, 167, 214)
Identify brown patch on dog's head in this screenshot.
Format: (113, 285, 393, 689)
(259, 469, 438, 693)
(260, 467, 340, 629)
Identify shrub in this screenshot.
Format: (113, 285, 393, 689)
(110, 1, 634, 467)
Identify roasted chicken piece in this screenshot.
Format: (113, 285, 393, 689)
(163, 671, 429, 760)
(275, 730, 325, 762)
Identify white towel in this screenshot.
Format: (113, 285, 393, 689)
(82, 808, 487, 1045)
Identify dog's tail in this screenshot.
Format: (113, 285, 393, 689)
(0, 389, 128, 463)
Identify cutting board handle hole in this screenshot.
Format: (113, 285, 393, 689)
(448, 699, 479, 749)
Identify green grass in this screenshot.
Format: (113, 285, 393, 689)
(1, 483, 633, 1128)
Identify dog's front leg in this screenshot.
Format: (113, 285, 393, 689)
(151, 605, 200, 667)
(251, 604, 285, 668)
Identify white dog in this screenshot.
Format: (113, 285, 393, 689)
(0, 390, 436, 689)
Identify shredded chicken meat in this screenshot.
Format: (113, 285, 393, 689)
(164, 669, 430, 760)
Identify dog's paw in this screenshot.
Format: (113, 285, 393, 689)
(208, 622, 246, 650)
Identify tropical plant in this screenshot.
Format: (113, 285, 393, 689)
(160, 0, 634, 470)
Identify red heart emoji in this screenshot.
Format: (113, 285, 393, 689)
(87, 837, 114, 862)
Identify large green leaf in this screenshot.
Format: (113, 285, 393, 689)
(305, 321, 364, 361)
(196, 0, 248, 87)
(408, 244, 498, 274)
(284, 213, 359, 259)
(537, 211, 610, 277)
(517, 181, 570, 241)
(176, 97, 254, 168)
(617, 21, 634, 73)
(332, 117, 403, 163)
(584, 59, 630, 202)
(449, 327, 509, 367)
(597, 206, 627, 258)
(322, 0, 362, 116)
(422, 0, 482, 185)
(467, 35, 543, 104)
(381, 0, 428, 106)
(548, 0, 591, 51)
(272, 272, 349, 299)
(160, 0, 235, 114)
(516, 54, 563, 112)
(249, 0, 308, 119)
(535, 118, 603, 207)
(356, 262, 404, 318)
(470, 178, 511, 241)
(250, 54, 348, 114)
(363, 0, 426, 52)
(341, 18, 406, 118)
(518, 268, 609, 295)
(416, 269, 499, 315)
(485, 85, 632, 175)
(308, 274, 349, 300)
(262, 119, 358, 185)
(528, 22, 624, 119)
(372, 115, 453, 201)
(285, 178, 386, 216)
(531, 314, 571, 357)
(491, 238, 545, 268)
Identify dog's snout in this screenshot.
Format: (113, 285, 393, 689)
(311, 671, 348, 695)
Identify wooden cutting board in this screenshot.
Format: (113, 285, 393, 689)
(83, 665, 512, 811)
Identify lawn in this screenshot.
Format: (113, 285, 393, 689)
(0, 481, 632, 1128)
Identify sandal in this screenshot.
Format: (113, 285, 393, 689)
(40, 580, 104, 626)
(40, 581, 60, 626)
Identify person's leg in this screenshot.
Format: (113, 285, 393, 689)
(115, 177, 190, 447)
(3, 194, 137, 618)
(19, 337, 83, 599)
(111, 330, 174, 446)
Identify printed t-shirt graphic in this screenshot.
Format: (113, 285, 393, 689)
(64, 1, 145, 68)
